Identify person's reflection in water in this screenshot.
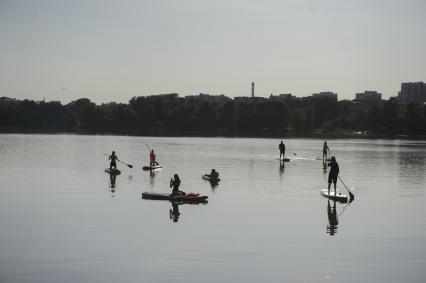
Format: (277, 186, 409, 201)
(322, 159, 327, 174)
(169, 202, 181, 223)
(149, 170, 156, 188)
(327, 200, 339, 236)
(109, 173, 116, 195)
(209, 179, 219, 192)
(279, 160, 285, 176)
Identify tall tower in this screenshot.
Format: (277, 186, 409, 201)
(251, 82, 254, 98)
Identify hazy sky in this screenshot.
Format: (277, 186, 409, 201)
(1, 0, 425, 103)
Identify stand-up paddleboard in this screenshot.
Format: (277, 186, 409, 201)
(276, 158, 290, 162)
(202, 174, 220, 182)
(105, 168, 121, 175)
(321, 189, 348, 202)
(142, 192, 208, 203)
(142, 165, 162, 171)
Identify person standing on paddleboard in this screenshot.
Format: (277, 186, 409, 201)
(279, 140, 286, 159)
(149, 149, 158, 166)
(323, 141, 330, 162)
(170, 174, 185, 196)
(108, 151, 119, 170)
(327, 156, 339, 195)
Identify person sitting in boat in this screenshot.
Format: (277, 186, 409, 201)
(108, 151, 119, 170)
(279, 140, 286, 159)
(170, 174, 185, 196)
(149, 149, 159, 166)
(323, 141, 330, 162)
(206, 169, 219, 180)
(327, 156, 339, 195)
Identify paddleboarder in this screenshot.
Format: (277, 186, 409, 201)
(149, 149, 159, 166)
(108, 151, 119, 170)
(206, 169, 219, 180)
(327, 156, 339, 195)
(323, 141, 330, 162)
(279, 140, 286, 159)
(170, 174, 185, 196)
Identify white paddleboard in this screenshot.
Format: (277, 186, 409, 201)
(321, 189, 348, 202)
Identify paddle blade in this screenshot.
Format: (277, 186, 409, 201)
(348, 188, 355, 202)
(127, 164, 133, 168)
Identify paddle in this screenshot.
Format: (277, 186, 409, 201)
(289, 151, 297, 155)
(338, 176, 354, 202)
(104, 153, 133, 168)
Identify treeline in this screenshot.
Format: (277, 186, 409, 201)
(0, 94, 425, 135)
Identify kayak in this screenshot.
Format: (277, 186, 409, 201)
(202, 174, 220, 182)
(142, 192, 208, 203)
(142, 165, 162, 170)
(321, 189, 348, 202)
(276, 158, 290, 162)
(105, 168, 121, 175)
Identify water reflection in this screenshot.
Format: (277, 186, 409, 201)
(397, 149, 426, 194)
(169, 202, 181, 222)
(322, 159, 327, 173)
(203, 179, 220, 192)
(279, 160, 285, 174)
(326, 200, 338, 236)
(168, 201, 208, 223)
(149, 169, 161, 188)
(108, 173, 117, 195)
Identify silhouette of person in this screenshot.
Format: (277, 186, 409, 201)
(327, 156, 339, 195)
(327, 200, 339, 236)
(108, 151, 119, 170)
(170, 174, 185, 196)
(279, 140, 286, 159)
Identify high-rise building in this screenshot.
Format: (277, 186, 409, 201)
(251, 82, 254, 98)
(396, 82, 426, 104)
(355, 91, 382, 103)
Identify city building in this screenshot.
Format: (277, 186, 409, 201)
(396, 82, 426, 104)
(312, 92, 338, 100)
(251, 82, 254, 98)
(354, 91, 382, 103)
(269, 93, 293, 101)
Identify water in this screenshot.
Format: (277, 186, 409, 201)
(0, 134, 425, 283)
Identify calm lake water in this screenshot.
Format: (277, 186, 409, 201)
(0, 134, 425, 283)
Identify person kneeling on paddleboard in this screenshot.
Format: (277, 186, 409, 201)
(150, 149, 159, 166)
(109, 151, 119, 170)
(327, 156, 339, 195)
(207, 169, 219, 180)
(279, 140, 286, 159)
(170, 174, 185, 196)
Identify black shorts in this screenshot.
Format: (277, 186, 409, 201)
(328, 174, 337, 184)
(110, 161, 117, 168)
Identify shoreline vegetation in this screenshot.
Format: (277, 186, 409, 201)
(1, 94, 425, 138)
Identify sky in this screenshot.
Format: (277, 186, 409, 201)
(0, 0, 425, 104)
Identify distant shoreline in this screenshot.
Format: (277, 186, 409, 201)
(1, 127, 425, 140)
